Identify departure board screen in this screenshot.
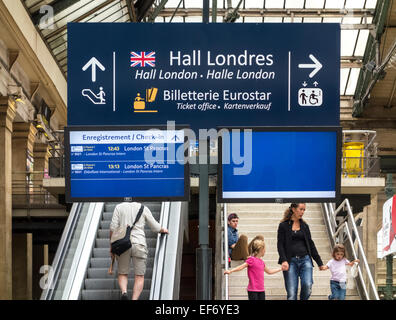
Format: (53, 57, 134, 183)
(65, 126, 189, 202)
(218, 126, 341, 203)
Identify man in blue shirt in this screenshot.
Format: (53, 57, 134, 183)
(227, 213, 248, 261)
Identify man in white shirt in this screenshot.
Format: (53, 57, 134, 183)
(110, 202, 168, 300)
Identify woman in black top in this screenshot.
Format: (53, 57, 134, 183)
(277, 203, 325, 300)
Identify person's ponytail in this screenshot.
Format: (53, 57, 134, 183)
(281, 203, 299, 222)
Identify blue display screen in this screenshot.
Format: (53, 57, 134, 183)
(219, 127, 341, 202)
(65, 127, 189, 202)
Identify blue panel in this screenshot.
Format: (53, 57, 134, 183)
(220, 127, 341, 202)
(65, 127, 188, 202)
(68, 23, 340, 132)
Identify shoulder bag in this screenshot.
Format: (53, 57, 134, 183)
(110, 204, 144, 256)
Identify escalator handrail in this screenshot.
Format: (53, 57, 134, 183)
(40, 202, 82, 300)
(64, 202, 104, 300)
(150, 202, 170, 300)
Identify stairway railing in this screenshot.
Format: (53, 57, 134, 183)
(322, 200, 380, 300)
(222, 203, 230, 300)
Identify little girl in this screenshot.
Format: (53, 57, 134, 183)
(224, 239, 283, 300)
(321, 244, 360, 300)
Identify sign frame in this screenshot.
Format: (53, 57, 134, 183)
(65, 125, 190, 203)
(67, 23, 340, 132)
(217, 126, 342, 203)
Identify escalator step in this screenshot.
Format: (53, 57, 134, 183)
(99, 220, 161, 232)
(84, 278, 151, 290)
(87, 267, 154, 279)
(96, 229, 158, 239)
(104, 202, 162, 213)
(90, 257, 155, 268)
(92, 247, 156, 258)
(102, 211, 160, 222)
(95, 238, 157, 248)
(80, 289, 150, 300)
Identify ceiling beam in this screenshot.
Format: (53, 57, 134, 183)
(147, 0, 168, 22)
(43, 0, 118, 40)
(126, 0, 137, 22)
(352, 0, 392, 117)
(156, 8, 374, 18)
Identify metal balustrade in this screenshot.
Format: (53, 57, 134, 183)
(322, 200, 380, 300)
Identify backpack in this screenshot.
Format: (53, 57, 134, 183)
(110, 204, 144, 256)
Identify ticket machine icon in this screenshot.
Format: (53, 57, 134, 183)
(134, 87, 158, 113)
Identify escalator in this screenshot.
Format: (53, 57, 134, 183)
(80, 202, 160, 300)
(41, 201, 188, 300)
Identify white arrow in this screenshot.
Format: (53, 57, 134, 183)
(82, 57, 105, 82)
(298, 54, 322, 78)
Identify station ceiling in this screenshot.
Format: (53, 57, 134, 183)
(20, 0, 396, 115)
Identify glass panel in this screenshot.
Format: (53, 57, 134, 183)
(244, 16, 264, 22)
(283, 17, 303, 23)
(365, 0, 378, 9)
(265, 0, 285, 9)
(354, 30, 369, 56)
(322, 17, 342, 23)
(340, 69, 350, 95)
(169, 16, 185, 22)
(303, 17, 322, 23)
(305, 0, 325, 8)
(263, 17, 283, 22)
(345, 68, 360, 95)
(325, 0, 345, 9)
(285, 0, 304, 8)
(165, 0, 183, 8)
(343, 17, 363, 24)
(52, 203, 91, 299)
(341, 30, 358, 56)
(245, 0, 264, 8)
(231, 0, 242, 7)
(345, 0, 365, 8)
(184, 16, 203, 21)
(184, 0, 203, 8)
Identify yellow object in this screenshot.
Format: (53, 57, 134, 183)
(343, 142, 365, 177)
(134, 93, 145, 110)
(134, 100, 145, 110)
(133, 89, 158, 112)
(146, 87, 158, 102)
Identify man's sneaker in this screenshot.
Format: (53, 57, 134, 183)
(121, 292, 128, 300)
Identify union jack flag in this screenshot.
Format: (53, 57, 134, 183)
(130, 51, 156, 67)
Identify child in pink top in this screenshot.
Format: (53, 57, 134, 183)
(224, 238, 284, 300)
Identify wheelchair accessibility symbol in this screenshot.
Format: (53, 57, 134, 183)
(298, 88, 323, 107)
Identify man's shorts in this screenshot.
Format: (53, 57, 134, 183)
(116, 244, 148, 276)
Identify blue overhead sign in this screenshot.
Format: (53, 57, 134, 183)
(218, 127, 342, 203)
(65, 126, 189, 202)
(67, 23, 340, 132)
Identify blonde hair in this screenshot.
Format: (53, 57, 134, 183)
(248, 235, 264, 255)
(281, 203, 306, 223)
(250, 239, 265, 257)
(332, 244, 346, 259)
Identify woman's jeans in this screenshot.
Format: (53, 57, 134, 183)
(282, 255, 313, 300)
(329, 280, 346, 300)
